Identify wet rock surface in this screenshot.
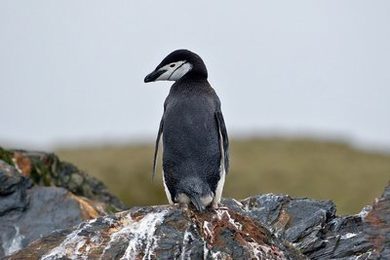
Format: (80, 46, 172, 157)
(1, 147, 389, 259)
(8, 206, 304, 260)
(1, 148, 126, 211)
(8, 185, 390, 259)
(0, 147, 127, 258)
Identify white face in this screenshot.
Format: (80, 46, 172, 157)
(155, 61, 193, 81)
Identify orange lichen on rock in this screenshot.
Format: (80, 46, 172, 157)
(12, 152, 32, 176)
(70, 193, 104, 219)
(364, 185, 390, 255)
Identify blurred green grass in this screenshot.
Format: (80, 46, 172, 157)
(56, 137, 390, 215)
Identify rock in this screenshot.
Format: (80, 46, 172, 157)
(3, 148, 126, 211)
(9, 184, 390, 259)
(0, 161, 32, 216)
(0, 147, 127, 258)
(7, 206, 304, 259)
(1, 146, 389, 259)
(365, 182, 390, 258)
(237, 186, 390, 259)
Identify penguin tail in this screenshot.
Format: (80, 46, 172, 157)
(189, 195, 206, 212)
(178, 177, 211, 212)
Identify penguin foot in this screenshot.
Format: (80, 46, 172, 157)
(211, 203, 228, 211)
(178, 202, 189, 211)
(217, 206, 229, 210)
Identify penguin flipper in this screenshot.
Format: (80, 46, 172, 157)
(152, 116, 164, 179)
(216, 111, 229, 173)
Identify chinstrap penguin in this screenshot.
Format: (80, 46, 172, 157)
(144, 49, 229, 212)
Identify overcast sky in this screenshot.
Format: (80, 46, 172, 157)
(1, 1, 389, 150)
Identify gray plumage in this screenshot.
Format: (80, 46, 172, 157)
(145, 49, 229, 211)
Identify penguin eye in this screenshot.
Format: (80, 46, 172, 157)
(170, 64, 176, 68)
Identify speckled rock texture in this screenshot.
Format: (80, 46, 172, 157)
(0, 147, 126, 211)
(8, 206, 303, 259)
(0, 147, 127, 258)
(8, 185, 390, 259)
(1, 147, 389, 259)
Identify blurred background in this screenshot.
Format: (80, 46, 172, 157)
(1, 1, 389, 215)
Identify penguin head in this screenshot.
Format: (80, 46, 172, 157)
(144, 49, 208, 83)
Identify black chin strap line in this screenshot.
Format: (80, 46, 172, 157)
(168, 61, 188, 80)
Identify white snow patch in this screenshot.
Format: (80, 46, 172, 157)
(104, 210, 168, 260)
(2, 226, 25, 256)
(340, 232, 358, 240)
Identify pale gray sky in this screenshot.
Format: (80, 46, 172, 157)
(1, 1, 389, 150)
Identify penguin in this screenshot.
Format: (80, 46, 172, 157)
(144, 49, 229, 212)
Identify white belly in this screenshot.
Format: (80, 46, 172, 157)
(162, 171, 174, 204)
(212, 168, 226, 207)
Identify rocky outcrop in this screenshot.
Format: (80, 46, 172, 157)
(1, 147, 389, 259)
(0, 148, 126, 211)
(8, 185, 390, 259)
(0, 147, 127, 258)
(8, 205, 303, 259)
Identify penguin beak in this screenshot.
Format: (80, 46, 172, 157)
(144, 69, 166, 83)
